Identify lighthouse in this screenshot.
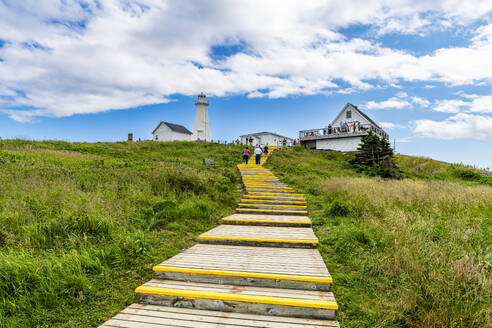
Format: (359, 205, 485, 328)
(192, 93, 210, 142)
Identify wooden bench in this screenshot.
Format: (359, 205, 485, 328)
(203, 158, 218, 168)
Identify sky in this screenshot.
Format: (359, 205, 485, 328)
(1, 1, 492, 168)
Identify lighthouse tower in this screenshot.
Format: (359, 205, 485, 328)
(192, 93, 210, 142)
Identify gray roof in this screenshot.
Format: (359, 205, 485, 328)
(152, 122, 192, 135)
(239, 131, 293, 140)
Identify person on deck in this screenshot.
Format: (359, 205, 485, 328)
(264, 145, 269, 155)
(242, 147, 250, 164)
(254, 144, 263, 165)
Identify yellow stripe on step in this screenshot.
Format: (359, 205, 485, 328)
(222, 218, 311, 225)
(245, 190, 295, 193)
(198, 235, 318, 244)
(135, 286, 337, 310)
(239, 203, 307, 208)
(247, 191, 304, 196)
(236, 208, 308, 214)
(244, 186, 290, 189)
(240, 199, 307, 204)
(152, 266, 332, 284)
(243, 195, 305, 200)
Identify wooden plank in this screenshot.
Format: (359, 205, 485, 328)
(223, 214, 311, 223)
(137, 279, 338, 307)
(99, 304, 339, 328)
(199, 225, 318, 241)
(155, 244, 330, 278)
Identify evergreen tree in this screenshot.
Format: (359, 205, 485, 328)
(350, 131, 401, 178)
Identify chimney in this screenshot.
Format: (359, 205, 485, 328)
(128, 133, 133, 142)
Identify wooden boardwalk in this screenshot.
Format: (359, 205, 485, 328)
(99, 146, 339, 327)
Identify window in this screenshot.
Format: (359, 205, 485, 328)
(346, 110, 352, 119)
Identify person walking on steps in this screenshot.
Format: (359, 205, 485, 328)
(264, 145, 269, 155)
(254, 144, 263, 165)
(242, 147, 250, 164)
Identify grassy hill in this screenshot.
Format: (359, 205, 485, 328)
(0, 140, 244, 327)
(0, 141, 490, 327)
(267, 147, 491, 328)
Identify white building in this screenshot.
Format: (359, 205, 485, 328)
(240, 132, 294, 146)
(192, 93, 210, 142)
(299, 103, 388, 152)
(152, 122, 193, 142)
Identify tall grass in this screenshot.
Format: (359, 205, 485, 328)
(0, 140, 243, 327)
(268, 147, 492, 328)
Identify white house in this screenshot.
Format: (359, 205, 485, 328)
(240, 132, 294, 146)
(299, 103, 388, 152)
(152, 122, 193, 142)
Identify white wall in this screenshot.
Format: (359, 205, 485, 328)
(241, 134, 293, 146)
(316, 136, 362, 152)
(193, 103, 210, 142)
(153, 124, 192, 142)
(332, 107, 370, 127)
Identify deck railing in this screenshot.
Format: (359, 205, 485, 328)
(299, 124, 388, 140)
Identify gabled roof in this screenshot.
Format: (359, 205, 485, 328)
(331, 103, 382, 129)
(239, 131, 293, 140)
(152, 122, 192, 135)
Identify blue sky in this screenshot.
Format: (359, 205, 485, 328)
(1, 1, 492, 168)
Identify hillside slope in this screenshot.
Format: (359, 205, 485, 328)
(0, 141, 490, 327)
(267, 147, 492, 328)
(0, 140, 245, 327)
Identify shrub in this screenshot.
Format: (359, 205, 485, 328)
(452, 168, 482, 181)
(324, 199, 352, 217)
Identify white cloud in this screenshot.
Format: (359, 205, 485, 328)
(411, 96, 430, 107)
(434, 99, 469, 113)
(413, 113, 492, 139)
(362, 92, 429, 110)
(434, 94, 492, 113)
(379, 122, 406, 129)
(363, 98, 412, 110)
(0, 0, 492, 120)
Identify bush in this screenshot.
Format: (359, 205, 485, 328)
(324, 199, 352, 217)
(453, 168, 482, 181)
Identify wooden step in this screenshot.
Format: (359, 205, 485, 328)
(153, 244, 331, 290)
(198, 225, 317, 247)
(236, 208, 309, 216)
(238, 204, 307, 211)
(136, 280, 337, 320)
(241, 174, 276, 177)
(243, 179, 280, 182)
(246, 191, 304, 196)
(221, 213, 312, 227)
(243, 194, 306, 201)
(243, 184, 290, 188)
(245, 188, 297, 194)
(240, 199, 307, 206)
(99, 303, 340, 328)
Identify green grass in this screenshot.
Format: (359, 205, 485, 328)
(267, 146, 492, 328)
(0, 140, 245, 327)
(1, 141, 491, 327)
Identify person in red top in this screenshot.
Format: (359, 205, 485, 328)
(242, 147, 251, 164)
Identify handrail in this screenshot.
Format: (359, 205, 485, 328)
(299, 124, 387, 139)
